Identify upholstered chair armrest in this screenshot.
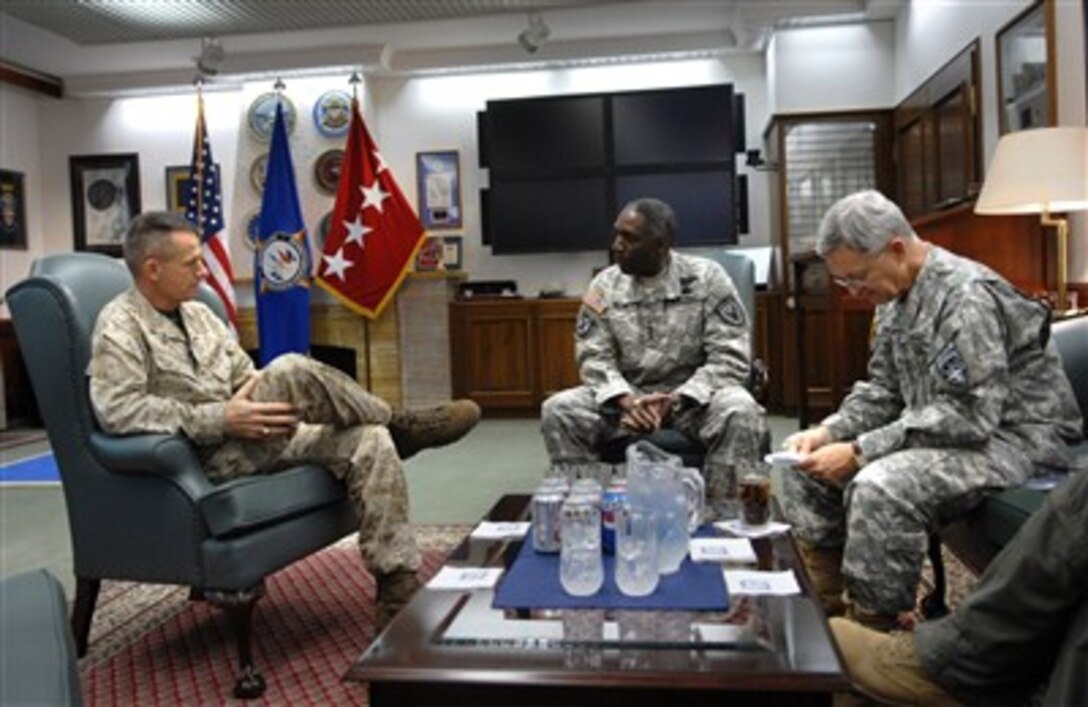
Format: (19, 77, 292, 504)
(89, 431, 215, 499)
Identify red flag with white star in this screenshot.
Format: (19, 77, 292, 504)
(315, 97, 425, 318)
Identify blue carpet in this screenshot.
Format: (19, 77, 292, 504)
(0, 453, 60, 485)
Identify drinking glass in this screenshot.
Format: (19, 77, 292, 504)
(739, 473, 772, 527)
(614, 505, 659, 597)
(559, 499, 604, 596)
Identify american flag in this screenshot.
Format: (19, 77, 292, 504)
(186, 94, 238, 330)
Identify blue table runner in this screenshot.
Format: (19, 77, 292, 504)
(492, 526, 728, 611)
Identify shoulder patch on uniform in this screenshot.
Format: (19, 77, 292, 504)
(576, 309, 597, 338)
(582, 287, 606, 315)
(715, 294, 745, 328)
(934, 341, 969, 387)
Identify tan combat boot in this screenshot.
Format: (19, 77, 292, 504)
(844, 600, 903, 633)
(374, 569, 422, 630)
(797, 540, 846, 616)
(388, 399, 481, 459)
(830, 618, 963, 706)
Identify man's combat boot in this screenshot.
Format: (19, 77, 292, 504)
(797, 540, 846, 616)
(830, 618, 963, 706)
(388, 399, 481, 459)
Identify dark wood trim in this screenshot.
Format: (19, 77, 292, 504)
(0, 61, 63, 98)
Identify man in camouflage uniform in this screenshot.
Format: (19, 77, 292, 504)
(540, 197, 769, 517)
(88, 211, 480, 625)
(781, 190, 1081, 628)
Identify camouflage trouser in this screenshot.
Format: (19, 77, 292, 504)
(780, 441, 1031, 614)
(540, 384, 770, 514)
(201, 354, 420, 575)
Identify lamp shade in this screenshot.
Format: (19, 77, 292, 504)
(975, 127, 1088, 215)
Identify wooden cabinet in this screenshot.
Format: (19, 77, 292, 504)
(894, 41, 982, 219)
(449, 298, 581, 413)
(762, 111, 892, 416)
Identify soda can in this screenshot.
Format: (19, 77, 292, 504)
(531, 491, 564, 553)
(600, 479, 627, 555)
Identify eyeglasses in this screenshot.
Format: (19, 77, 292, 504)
(829, 248, 888, 290)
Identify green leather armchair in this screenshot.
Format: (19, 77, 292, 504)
(5, 252, 359, 699)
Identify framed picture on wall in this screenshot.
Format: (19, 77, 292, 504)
(416, 150, 462, 230)
(442, 235, 463, 270)
(69, 153, 141, 256)
(0, 169, 28, 249)
(165, 165, 192, 214)
(996, 0, 1054, 134)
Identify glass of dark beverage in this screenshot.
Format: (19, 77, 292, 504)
(739, 473, 772, 527)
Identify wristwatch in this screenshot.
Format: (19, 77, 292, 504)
(851, 440, 868, 468)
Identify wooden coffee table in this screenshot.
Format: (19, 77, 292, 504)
(345, 494, 850, 706)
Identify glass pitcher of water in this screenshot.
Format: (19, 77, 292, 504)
(625, 441, 705, 575)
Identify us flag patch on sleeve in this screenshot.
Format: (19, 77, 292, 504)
(582, 288, 607, 315)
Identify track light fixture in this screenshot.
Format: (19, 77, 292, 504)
(518, 12, 550, 54)
(195, 37, 225, 77)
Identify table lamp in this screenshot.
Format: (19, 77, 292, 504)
(975, 127, 1088, 311)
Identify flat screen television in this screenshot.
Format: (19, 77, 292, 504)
(485, 94, 608, 174)
(480, 84, 740, 254)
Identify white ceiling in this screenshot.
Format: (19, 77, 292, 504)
(0, 1, 905, 96)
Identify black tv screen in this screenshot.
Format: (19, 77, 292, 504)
(489, 177, 612, 254)
(481, 84, 741, 254)
(615, 170, 736, 247)
(486, 94, 608, 174)
(612, 85, 734, 165)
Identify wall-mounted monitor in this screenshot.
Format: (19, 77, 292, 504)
(480, 84, 741, 254)
(485, 94, 608, 175)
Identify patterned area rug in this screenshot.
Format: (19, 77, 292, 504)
(80, 525, 470, 706)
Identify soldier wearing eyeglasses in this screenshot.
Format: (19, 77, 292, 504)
(779, 189, 1081, 631)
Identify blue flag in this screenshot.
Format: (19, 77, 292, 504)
(254, 100, 311, 365)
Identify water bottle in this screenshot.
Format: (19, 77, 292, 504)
(559, 498, 604, 596)
(614, 504, 659, 596)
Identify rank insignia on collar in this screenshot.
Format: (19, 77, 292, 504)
(576, 309, 597, 338)
(935, 341, 968, 387)
(716, 295, 745, 327)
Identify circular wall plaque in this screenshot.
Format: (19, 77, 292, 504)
(316, 210, 333, 251)
(314, 149, 344, 194)
(247, 92, 296, 142)
(242, 210, 261, 250)
(313, 90, 352, 138)
(250, 153, 269, 193)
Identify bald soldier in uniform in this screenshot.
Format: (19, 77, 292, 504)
(781, 190, 1081, 629)
(88, 211, 480, 626)
(541, 197, 769, 516)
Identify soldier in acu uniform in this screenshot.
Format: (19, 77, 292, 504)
(88, 211, 480, 627)
(540, 197, 769, 517)
(780, 190, 1081, 629)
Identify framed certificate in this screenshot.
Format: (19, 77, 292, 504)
(69, 153, 141, 256)
(416, 150, 462, 230)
